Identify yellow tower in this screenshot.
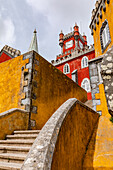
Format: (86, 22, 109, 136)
(89, 0, 113, 57)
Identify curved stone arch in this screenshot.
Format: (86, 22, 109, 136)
(21, 98, 76, 169)
(21, 98, 99, 170)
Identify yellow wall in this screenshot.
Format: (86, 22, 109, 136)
(31, 52, 87, 129)
(93, 1, 113, 57)
(51, 102, 99, 169)
(0, 55, 29, 113)
(0, 109, 29, 140)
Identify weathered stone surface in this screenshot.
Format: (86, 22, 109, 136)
(101, 46, 113, 112)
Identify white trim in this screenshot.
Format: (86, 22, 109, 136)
(81, 78, 91, 92)
(81, 56, 88, 69)
(63, 63, 70, 74)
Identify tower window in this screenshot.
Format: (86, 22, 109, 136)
(63, 63, 70, 74)
(81, 78, 91, 92)
(81, 56, 88, 68)
(100, 20, 111, 53)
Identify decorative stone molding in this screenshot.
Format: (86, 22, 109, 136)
(89, 0, 110, 35)
(52, 46, 94, 66)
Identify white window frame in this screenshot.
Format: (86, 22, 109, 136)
(100, 19, 111, 53)
(81, 78, 91, 92)
(81, 56, 88, 69)
(63, 63, 70, 74)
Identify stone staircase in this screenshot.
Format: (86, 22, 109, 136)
(0, 130, 40, 170)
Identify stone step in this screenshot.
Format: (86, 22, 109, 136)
(14, 130, 40, 134)
(0, 153, 26, 163)
(6, 134, 38, 140)
(0, 161, 22, 170)
(0, 145, 30, 154)
(0, 139, 34, 146)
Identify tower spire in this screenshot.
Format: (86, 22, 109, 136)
(29, 29, 38, 53)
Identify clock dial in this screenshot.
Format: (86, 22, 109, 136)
(65, 40, 73, 49)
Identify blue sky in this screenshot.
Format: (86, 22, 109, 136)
(0, 0, 96, 61)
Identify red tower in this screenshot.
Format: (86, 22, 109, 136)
(51, 24, 95, 100)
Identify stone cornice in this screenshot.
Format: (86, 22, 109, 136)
(52, 46, 94, 66)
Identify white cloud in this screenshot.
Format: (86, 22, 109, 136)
(26, 0, 96, 61)
(0, 15, 16, 49)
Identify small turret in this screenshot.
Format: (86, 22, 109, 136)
(74, 23, 79, 40)
(59, 30, 64, 47)
(83, 33, 87, 46)
(59, 30, 64, 54)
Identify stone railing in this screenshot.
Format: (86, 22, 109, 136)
(21, 98, 99, 169)
(0, 108, 29, 140)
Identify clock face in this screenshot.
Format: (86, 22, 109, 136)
(65, 40, 73, 49)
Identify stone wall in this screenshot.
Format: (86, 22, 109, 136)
(101, 46, 113, 113)
(0, 108, 28, 140)
(89, 56, 103, 114)
(21, 98, 99, 170)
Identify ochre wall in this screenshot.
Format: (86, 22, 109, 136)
(51, 102, 99, 170)
(31, 52, 87, 129)
(93, 1, 113, 57)
(0, 110, 29, 140)
(0, 55, 29, 113)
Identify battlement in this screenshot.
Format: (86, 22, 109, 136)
(89, 0, 110, 35)
(51, 45, 94, 66)
(1, 45, 21, 58)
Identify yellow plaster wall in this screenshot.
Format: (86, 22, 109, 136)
(0, 55, 29, 113)
(51, 102, 99, 169)
(31, 52, 87, 129)
(93, 1, 113, 57)
(95, 84, 109, 116)
(0, 110, 29, 140)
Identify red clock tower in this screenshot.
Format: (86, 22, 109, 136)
(51, 23, 95, 100)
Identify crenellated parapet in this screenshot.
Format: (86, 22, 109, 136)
(89, 0, 110, 35)
(1, 45, 21, 58)
(51, 45, 94, 66)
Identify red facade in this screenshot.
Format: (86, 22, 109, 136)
(52, 24, 95, 100)
(55, 50, 95, 100)
(0, 52, 12, 64)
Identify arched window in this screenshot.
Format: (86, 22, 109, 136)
(100, 19, 111, 53)
(63, 63, 70, 74)
(81, 56, 88, 68)
(81, 78, 91, 92)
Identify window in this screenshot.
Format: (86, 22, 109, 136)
(100, 20, 111, 53)
(97, 63, 103, 83)
(72, 70, 78, 83)
(81, 56, 88, 68)
(63, 63, 70, 74)
(79, 41, 83, 49)
(81, 78, 91, 92)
